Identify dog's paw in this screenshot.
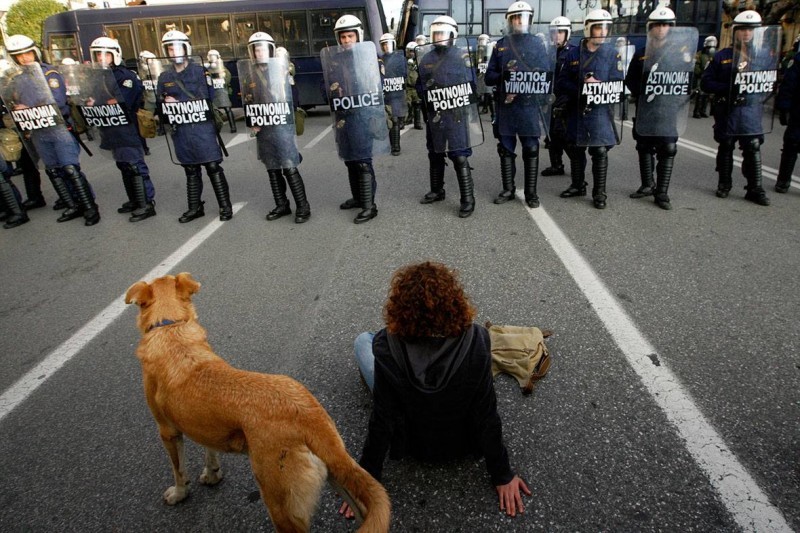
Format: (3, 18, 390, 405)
(163, 485, 189, 505)
(199, 467, 224, 486)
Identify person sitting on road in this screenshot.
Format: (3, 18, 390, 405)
(340, 261, 531, 520)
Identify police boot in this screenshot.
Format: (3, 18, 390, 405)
(179, 165, 205, 223)
(654, 143, 676, 210)
(117, 168, 137, 213)
(693, 96, 703, 118)
(64, 165, 100, 226)
(494, 146, 516, 204)
(523, 146, 540, 208)
(266, 169, 291, 221)
(207, 162, 233, 220)
(630, 149, 655, 198)
(0, 175, 29, 229)
(390, 122, 401, 156)
(560, 147, 587, 198)
(775, 142, 798, 193)
(340, 164, 361, 209)
(226, 107, 237, 133)
(589, 146, 608, 209)
(452, 155, 475, 218)
(699, 95, 709, 117)
(541, 146, 565, 176)
(715, 141, 734, 198)
(421, 155, 446, 204)
(413, 103, 423, 130)
(129, 168, 156, 222)
(284, 167, 311, 224)
(21, 155, 45, 210)
(742, 139, 769, 206)
(46, 168, 81, 222)
(354, 163, 377, 224)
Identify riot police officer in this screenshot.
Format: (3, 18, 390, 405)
(207, 49, 237, 133)
(693, 36, 716, 118)
(485, 1, 552, 208)
(542, 16, 575, 177)
(625, 8, 696, 210)
(404, 41, 423, 129)
(701, 10, 775, 206)
(775, 45, 799, 193)
(380, 33, 407, 156)
(415, 35, 428, 46)
(475, 34, 495, 117)
(243, 32, 310, 223)
(556, 10, 624, 209)
(156, 30, 233, 221)
(417, 15, 479, 218)
(4, 34, 100, 226)
(0, 155, 28, 228)
(87, 37, 156, 222)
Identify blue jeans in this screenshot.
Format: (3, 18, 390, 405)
(354, 332, 376, 391)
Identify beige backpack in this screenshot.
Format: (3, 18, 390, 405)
(486, 322, 552, 395)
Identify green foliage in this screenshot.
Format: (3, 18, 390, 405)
(5, 0, 67, 48)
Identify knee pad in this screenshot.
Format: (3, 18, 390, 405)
(61, 165, 79, 178)
(356, 162, 373, 174)
(657, 143, 677, 158)
(718, 138, 736, 155)
(497, 143, 515, 158)
(588, 146, 608, 159)
(522, 145, 539, 159)
(204, 161, 222, 174)
(741, 137, 761, 155)
(183, 164, 202, 178)
(45, 167, 62, 180)
(450, 155, 469, 168)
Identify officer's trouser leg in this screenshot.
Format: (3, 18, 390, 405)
(129, 164, 156, 222)
(421, 153, 446, 204)
(542, 142, 565, 176)
(46, 168, 80, 222)
(775, 140, 798, 193)
(20, 149, 44, 208)
(715, 139, 735, 198)
(63, 165, 100, 226)
(390, 121, 401, 156)
(117, 162, 137, 213)
(284, 167, 310, 223)
(631, 145, 655, 198)
(340, 163, 360, 209)
(266, 169, 291, 221)
(654, 142, 677, 210)
(452, 155, 475, 218)
(742, 138, 769, 206)
(523, 145, 540, 208)
(494, 144, 516, 204)
(179, 164, 205, 223)
(0, 173, 28, 229)
(206, 161, 233, 220)
(225, 107, 237, 133)
(589, 146, 608, 209)
(354, 162, 377, 224)
(560, 146, 587, 197)
(413, 103, 423, 130)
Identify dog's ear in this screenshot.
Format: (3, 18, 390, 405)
(175, 272, 201, 299)
(125, 281, 153, 306)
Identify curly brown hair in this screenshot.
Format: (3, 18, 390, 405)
(383, 261, 476, 338)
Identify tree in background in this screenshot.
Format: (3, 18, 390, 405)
(5, 0, 66, 47)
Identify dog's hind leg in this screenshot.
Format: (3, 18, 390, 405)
(160, 431, 190, 505)
(199, 447, 224, 486)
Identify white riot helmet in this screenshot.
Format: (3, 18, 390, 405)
(415, 34, 428, 45)
(61, 57, 76, 65)
(334, 14, 364, 44)
(161, 30, 191, 64)
(207, 49, 221, 64)
(506, 1, 534, 34)
(430, 15, 458, 46)
(477, 34, 490, 47)
(703, 35, 718, 48)
(647, 7, 676, 30)
(90, 36, 122, 68)
(549, 16, 572, 44)
(380, 33, 396, 54)
(248, 32, 276, 63)
(584, 9, 613, 37)
(615, 36, 627, 47)
(732, 10, 762, 31)
(5, 35, 41, 64)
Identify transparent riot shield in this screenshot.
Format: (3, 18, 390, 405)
(727, 25, 781, 136)
(238, 57, 300, 170)
(140, 58, 162, 114)
(476, 40, 492, 97)
(495, 31, 556, 139)
(147, 55, 220, 165)
(0, 62, 70, 159)
(60, 63, 82, 97)
(415, 37, 484, 153)
(382, 50, 409, 119)
(578, 37, 626, 146)
(635, 26, 698, 138)
(321, 41, 390, 161)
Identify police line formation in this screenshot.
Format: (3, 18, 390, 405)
(0, 4, 797, 231)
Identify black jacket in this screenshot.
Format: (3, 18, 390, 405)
(359, 323, 514, 486)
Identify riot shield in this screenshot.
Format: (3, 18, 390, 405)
(0, 62, 70, 159)
(415, 37, 483, 153)
(147, 55, 219, 165)
(495, 32, 556, 138)
(321, 41, 390, 161)
(727, 25, 781, 136)
(577, 37, 626, 146)
(238, 58, 300, 170)
(476, 41, 492, 96)
(382, 51, 408, 119)
(635, 26, 698, 138)
(60, 63, 82, 97)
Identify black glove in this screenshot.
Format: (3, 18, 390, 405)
(733, 95, 746, 107)
(503, 70, 513, 81)
(779, 110, 789, 126)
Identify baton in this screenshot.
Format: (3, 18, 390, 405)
(69, 126, 93, 157)
(216, 130, 229, 158)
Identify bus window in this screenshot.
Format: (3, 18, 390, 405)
(257, 13, 282, 39)
(233, 13, 258, 57)
(181, 16, 210, 55)
(486, 11, 506, 36)
(420, 12, 446, 40)
(451, 0, 482, 37)
(537, 0, 561, 24)
(310, 10, 339, 52)
(48, 33, 79, 63)
(135, 19, 160, 56)
(105, 25, 135, 63)
(280, 12, 309, 56)
(208, 15, 234, 58)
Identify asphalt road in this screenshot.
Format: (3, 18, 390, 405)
(0, 108, 798, 532)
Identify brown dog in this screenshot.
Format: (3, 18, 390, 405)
(125, 273, 390, 533)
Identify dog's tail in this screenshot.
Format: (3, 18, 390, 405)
(307, 422, 391, 533)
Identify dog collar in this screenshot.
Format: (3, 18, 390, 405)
(147, 319, 180, 332)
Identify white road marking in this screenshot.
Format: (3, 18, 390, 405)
(0, 202, 247, 424)
(225, 133, 252, 149)
(303, 124, 333, 150)
(521, 198, 792, 532)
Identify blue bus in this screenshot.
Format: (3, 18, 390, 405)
(42, 0, 390, 107)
